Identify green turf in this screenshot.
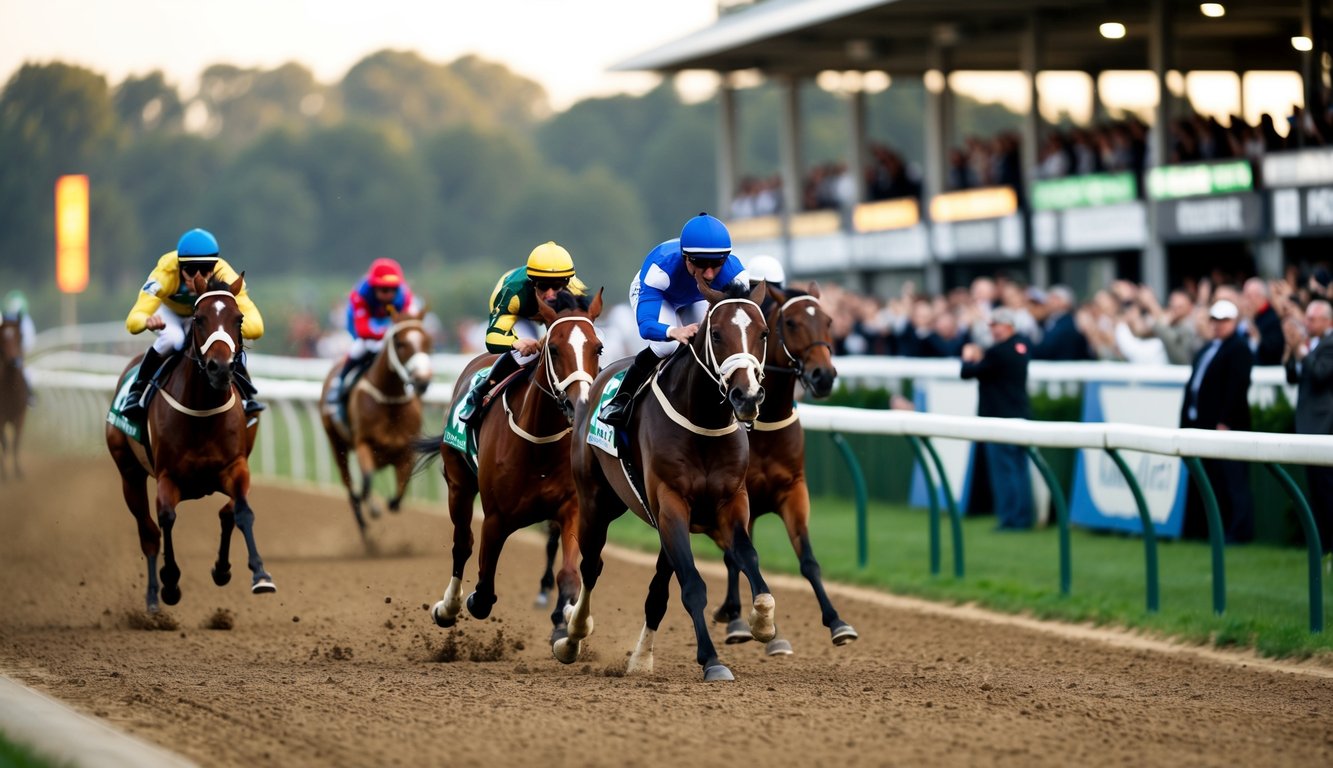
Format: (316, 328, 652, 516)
(604, 497, 1333, 660)
(0, 730, 67, 768)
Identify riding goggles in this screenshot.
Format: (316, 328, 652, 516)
(685, 254, 728, 270)
(532, 278, 570, 293)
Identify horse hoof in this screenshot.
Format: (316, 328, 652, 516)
(533, 591, 550, 609)
(251, 578, 277, 595)
(211, 567, 232, 587)
(146, 599, 160, 614)
(703, 664, 735, 682)
(369, 505, 383, 520)
(431, 602, 456, 628)
(831, 622, 860, 646)
(388, 499, 402, 514)
(765, 638, 794, 656)
(465, 591, 494, 620)
(748, 593, 777, 643)
(161, 584, 182, 606)
(712, 606, 737, 624)
(561, 605, 594, 637)
(725, 618, 753, 644)
(552, 637, 580, 664)
(550, 626, 568, 645)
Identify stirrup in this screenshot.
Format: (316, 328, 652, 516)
(599, 396, 632, 428)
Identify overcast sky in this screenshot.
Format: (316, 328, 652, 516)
(0, 0, 719, 110)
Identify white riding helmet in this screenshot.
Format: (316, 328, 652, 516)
(745, 254, 786, 286)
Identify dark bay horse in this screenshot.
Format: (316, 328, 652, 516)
(556, 278, 772, 682)
(320, 307, 433, 538)
(0, 315, 28, 481)
(106, 274, 273, 612)
(714, 283, 858, 654)
(419, 289, 603, 637)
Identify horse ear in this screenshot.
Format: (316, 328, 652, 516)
(416, 300, 430, 317)
(588, 287, 604, 322)
(767, 282, 788, 305)
(229, 271, 245, 296)
(191, 273, 207, 295)
(386, 304, 400, 322)
(806, 280, 821, 300)
(536, 294, 558, 325)
(748, 279, 768, 306)
(696, 271, 724, 304)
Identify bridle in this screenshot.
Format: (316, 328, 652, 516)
(762, 294, 833, 389)
(504, 314, 598, 443)
(186, 290, 242, 374)
(685, 297, 767, 398)
(357, 319, 429, 405)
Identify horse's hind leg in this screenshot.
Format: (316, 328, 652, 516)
(119, 467, 161, 612)
(224, 464, 275, 594)
(535, 520, 559, 609)
(713, 550, 752, 644)
(212, 501, 235, 587)
(627, 547, 673, 675)
(154, 475, 184, 606)
(780, 485, 857, 646)
(432, 451, 476, 628)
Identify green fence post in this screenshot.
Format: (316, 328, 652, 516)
(1026, 445, 1070, 596)
(906, 435, 942, 576)
(1183, 456, 1226, 616)
(920, 436, 964, 579)
(1105, 448, 1160, 614)
(829, 432, 869, 569)
(1264, 463, 1323, 634)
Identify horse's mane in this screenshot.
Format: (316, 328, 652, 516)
(551, 289, 591, 313)
(718, 281, 754, 301)
(203, 276, 233, 294)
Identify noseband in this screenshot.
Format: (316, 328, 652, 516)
(188, 290, 242, 372)
(536, 315, 598, 403)
(763, 295, 833, 385)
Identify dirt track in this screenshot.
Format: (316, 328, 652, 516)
(2, 455, 1332, 767)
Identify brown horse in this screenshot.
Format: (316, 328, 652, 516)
(713, 283, 858, 654)
(419, 289, 603, 637)
(320, 307, 433, 538)
(556, 278, 772, 682)
(0, 315, 28, 481)
(106, 274, 273, 613)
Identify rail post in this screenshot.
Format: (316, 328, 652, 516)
(1264, 463, 1323, 634)
(1105, 448, 1160, 614)
(829, 432, 869, 569)
(1026, 446, 1070, 596)
(1183, 456, 1226, 616)
(906, 435, 942, 575)
(920, 436, 964, 579)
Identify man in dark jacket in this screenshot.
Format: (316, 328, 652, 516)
(961, 308, 1034, 529)
(1032, 285, 1093, 361)
(1180, 299, 1255, 542)
(1285, 299, 1333, 557)
(1242, 277, 1285, 366)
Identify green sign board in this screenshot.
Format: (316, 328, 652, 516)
(1031, 173, 1137, 210)
(1146, 160, 1253, 200)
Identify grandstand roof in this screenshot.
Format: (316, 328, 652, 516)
(613, 0, 1310, 75)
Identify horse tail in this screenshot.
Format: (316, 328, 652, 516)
(411, 432, 445, 476)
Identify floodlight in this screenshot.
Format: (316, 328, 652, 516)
(1100, 22, 1127, 40)
(1199, 4, 1225, 18)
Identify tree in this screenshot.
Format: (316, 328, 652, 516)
(111, 133, 225, 258)
(196, 62, 335, 149)
(113, 71, 185, 136)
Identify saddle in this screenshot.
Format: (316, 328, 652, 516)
(443, 363, 534, 475)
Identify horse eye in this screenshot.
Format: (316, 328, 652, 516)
(596, 345, 605, 356)
(711, 330, 722, 343)
(785, 318, 798, 328)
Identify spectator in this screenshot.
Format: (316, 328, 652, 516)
(926, 310, 969, 358)
(960, 308, 1034, 530)
(1284, 300, 1333, 564)
(1140, 287, 1200, 365)
(1241, 277, 1284, 365)
(1179, 299, 1255, 543)
(1032, 286, 1093, 361)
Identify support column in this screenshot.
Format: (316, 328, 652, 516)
(778, 76, 804, 222)
(1022, 12, 1049, 287)
(924, 49, 953, 295)
(1143, 0, 1172, 298)
(1300, 0, 1319, 150)
(847, 87, 867, 208)
(715, 79, 739, 219)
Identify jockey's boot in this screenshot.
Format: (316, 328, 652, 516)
(599, 347, 659, 429)
(122, 347, 167, 421)
(232, 358, 265, 415)
(460, 352, 521, 428)
(327, 355, 361, 423)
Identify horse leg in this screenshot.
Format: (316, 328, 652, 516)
(10, 411, 23, 479)
(0, 425, 8, 483)
(223, 463, 276, 594)
(548, 508, 578, 642)
(354, 442, 382, 519)
(212, 501, 235, 587)
(535, 520, 559, 609)
(723, 516, 777, 645)
(432, 452, 475, 628)
(552, 483, 620, 664)
(387, 453, 412, 513)
(331, 437, 367, 537)
(154, 475, 183, 607)
(626, 547, 673, 675)
(658, 498, 732, 682)
(714, 549, 752, 645)
(120, 468, 161, 612)
(780, 485, 857, 647)
(465, 512, 512, 620)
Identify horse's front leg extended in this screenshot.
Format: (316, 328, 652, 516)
(658, 493, 732, 682)
(536, 520, 560, 609)
(212, 501, 235, 586)
(552, 483, 619, 664)
(779, 484, 857, 646)
(548, 506, 579, 640)
(465, 512, 511, 620)
(627, 547, 673, 675)
(387, 453, 412, 513)
(223, 461, 275, 594)
(155, 475, 183, 606)
(121, 469, 161, 612)
(354, 442, 382, 519)
(433, 452, 476, 628)
(718, 496, 775, 644)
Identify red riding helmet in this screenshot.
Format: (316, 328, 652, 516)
(368, 258, 404, 288)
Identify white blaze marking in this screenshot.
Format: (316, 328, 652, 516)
(568, 326, 589, 402)
(729, 309, 760, 396)
(213, 300, 225, 317)
(806, 306, 816, 316)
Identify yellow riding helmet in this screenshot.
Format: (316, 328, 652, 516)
(525, 241, 576, 279)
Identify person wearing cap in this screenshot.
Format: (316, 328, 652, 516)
(1284, 299, 1333, 561)
(599, 212, 749, 429)
(960, 307, 1035, 530)
(122, 228, 265, 420)
(459, 241, 587, 427)
(744, 254, 785, 292)
(1309, 267, 1331, 300)
(1180, 299, 1255, 543)
(326, 258, 419, 421)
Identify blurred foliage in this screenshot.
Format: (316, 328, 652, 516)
(1251, 387, 1296, 433)
(0, 53, 1021, 353)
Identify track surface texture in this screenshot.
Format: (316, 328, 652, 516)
(2, 455, 1331, 767)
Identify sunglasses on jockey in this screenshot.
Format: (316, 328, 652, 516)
(685, 253, 729, 271)
(531, 277, 570, 293)
(180, 261, 217, 277)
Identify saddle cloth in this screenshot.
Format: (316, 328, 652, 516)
(442, 366, 491, 472)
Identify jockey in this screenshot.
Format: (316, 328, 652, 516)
(460, 241, 586, 427)
(2, 290, 36, 403)
(598, 212, 749, 428)
(326, 257, 418, 415)
(121, 228, 265, 420)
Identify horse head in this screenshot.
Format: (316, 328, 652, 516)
(189, 273, 245, 392)
(766, 281, 837, 398)
(384, 304, 433, 396)
(695, 274, 768, 424)
(536, 287, 604, 423)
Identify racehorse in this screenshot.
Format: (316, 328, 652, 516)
(713, 283, 858, 654)
(418, 289, 603, 638)
(556, 278, 773, 682)
(320, 307, 433, 538)
(0, 315, 28, 481)
(106, 274, 274, 612)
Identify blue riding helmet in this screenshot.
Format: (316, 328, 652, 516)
(679, 212, 731, 255)
(177, 228, 220, 261)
